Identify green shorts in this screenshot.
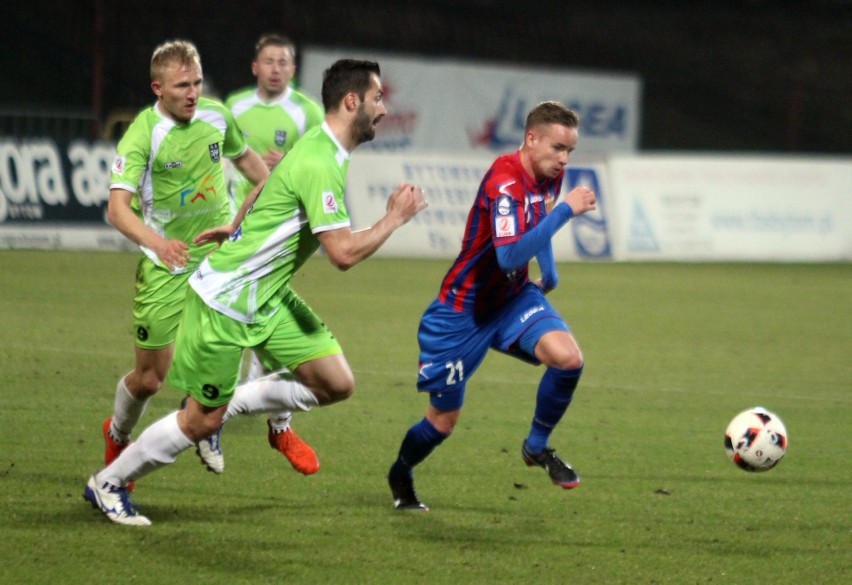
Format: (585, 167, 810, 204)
(168, 287, 342, 407)
(132, 256, 192, 349)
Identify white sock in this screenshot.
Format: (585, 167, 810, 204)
(267, 411, 293, 434)
(97, 411, 193, 487)
(110, 374, 149, 442)
(222, 374, 319, 425)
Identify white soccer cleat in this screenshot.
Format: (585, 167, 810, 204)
(195, 428, 225, 474)
(83, 475, 151, 526)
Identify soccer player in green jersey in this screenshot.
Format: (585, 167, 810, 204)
(85, 59, 428, 525)
(99, 40, 268, 493)
(219, 34, 325, 475)
(226, 33, 324, 210)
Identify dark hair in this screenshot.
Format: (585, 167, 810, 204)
(254, 34, 295, 60)
(321, 59, 381, 112)
(525, 101, 580, 132)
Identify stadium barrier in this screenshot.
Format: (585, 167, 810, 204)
(1, 138, 850, 261)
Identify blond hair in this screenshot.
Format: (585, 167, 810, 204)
(150, 40, 201, 82)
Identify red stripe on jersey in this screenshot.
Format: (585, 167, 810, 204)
(437, 152, 563, 315)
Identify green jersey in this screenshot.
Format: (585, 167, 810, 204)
(190, 123, 351, 324)
(110, 96, 247, 273)
(226, 86, 324, 206)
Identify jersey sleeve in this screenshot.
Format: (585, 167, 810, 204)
(305, 99, 325, 130)
(110, 114, 150, 193)
(222, 108, 248, 160)
(487, 171, 527, 247)
(292, 159, 351, 233)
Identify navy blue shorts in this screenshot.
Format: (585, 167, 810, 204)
(416, 283, 570, 410)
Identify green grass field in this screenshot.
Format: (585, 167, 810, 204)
(1, 250, 850, 584)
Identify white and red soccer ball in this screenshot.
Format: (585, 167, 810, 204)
(724, 407, 788, 472)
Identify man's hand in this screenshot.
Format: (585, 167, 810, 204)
(532, 278, 554, 294)
(193, 225, 237, 247)
(261, 149, 284, 170)
(152, 237, 190, 270)
(386, 183, 429, 226)
(563, 186, 597, 216)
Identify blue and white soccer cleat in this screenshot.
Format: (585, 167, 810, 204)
(83, 475, 151, 526)
(195, 428, 225, 474)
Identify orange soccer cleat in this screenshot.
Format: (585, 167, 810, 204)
(267, 422, 320, 475)
(102, 418, 135, 491)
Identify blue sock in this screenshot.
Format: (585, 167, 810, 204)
(525, 366, 583, 453)
(390, 418, 449, 478)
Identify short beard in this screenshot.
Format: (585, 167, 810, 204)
(350, 103, 376, 146)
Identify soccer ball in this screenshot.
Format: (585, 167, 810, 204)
(724, 407, 788, 472)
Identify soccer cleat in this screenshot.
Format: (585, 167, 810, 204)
(103, 418, 135, 492)
(521, 441, 581, 489)
(267, 422, 320, 475)
(83, 475, 151, 526)
(195, 428, 225, 474)
(103, 418, 130, 466)
(388, 469, 429, 511)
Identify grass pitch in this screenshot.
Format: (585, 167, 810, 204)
(0, 250, 850, 584)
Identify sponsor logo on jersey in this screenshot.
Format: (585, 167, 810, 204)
(529, 194, 544, 204)
(112, 155, 126, 175)
(274, 130, 287, 146)
(164, 160, 183, 169)
(322, 191, 339, 214)
(495, 214, 516, 238)
(208, 143, 220, 162)
(497, 195, 512, 216)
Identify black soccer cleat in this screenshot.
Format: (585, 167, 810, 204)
(388, 468, 429, 511)
(521, 441, 581, 489)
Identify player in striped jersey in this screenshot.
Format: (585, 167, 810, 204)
(388, 101, 598, 510)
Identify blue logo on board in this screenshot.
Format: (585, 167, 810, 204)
(565, 168, 611, 259)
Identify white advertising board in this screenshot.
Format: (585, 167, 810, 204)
(344, 152, 612, 262)
(301, 48, 641, 155)
(606, 155, 852, 261)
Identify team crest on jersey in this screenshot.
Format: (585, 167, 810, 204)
(495, 215, 516, 238)
(274, 130, 287, 146)
(112, 155, 126, 175)
(497, 195, 512, 216)
(208, 143, 220, 162)
(322, 191, 339, 214)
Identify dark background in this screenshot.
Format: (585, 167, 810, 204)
(3, 0, 850, 152)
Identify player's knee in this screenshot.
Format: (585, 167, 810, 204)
(130, 373, 164, 399)
(549, 348, 584, 371)
(319, 371, 355, 405)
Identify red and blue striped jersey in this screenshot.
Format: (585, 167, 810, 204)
(437, 151, 563, 315)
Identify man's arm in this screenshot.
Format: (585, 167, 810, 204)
(495, 185, 597, 272)
(316, 183, 428, 271)
(107, 188, 189, 269)
(232, 148, 269, 187)
(193, 151, 270, 246)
